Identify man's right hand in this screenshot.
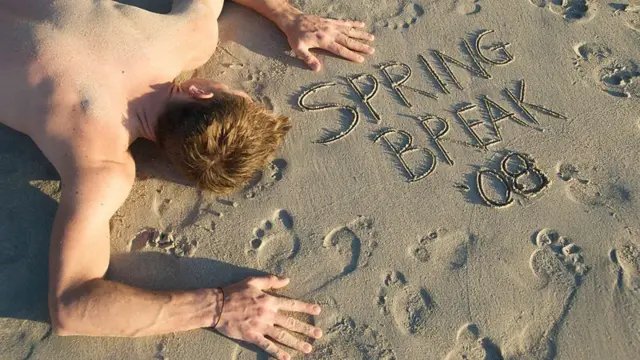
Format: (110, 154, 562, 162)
(216, 275, 323, 360)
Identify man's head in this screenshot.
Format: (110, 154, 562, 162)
(156, 78, 291, 194)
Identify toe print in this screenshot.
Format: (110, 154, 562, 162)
(408, 230, 475, 270)
(505, 229, 589, 359)
(376, 270, 434, 336)
(573, 43, 640, 99)
(528, 0, 596, 22)
(129, 228, 197, 258)
(244, 159, 288, 199)
(246, 209, 300, 275)
(611, 243, 640, 292)
(445, 323, 503, 360)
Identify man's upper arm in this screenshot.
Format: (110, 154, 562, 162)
(49, 159, 135, 299)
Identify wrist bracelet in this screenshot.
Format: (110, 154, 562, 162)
(213, 287, 225, 329)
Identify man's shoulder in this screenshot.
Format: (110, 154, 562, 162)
(36, 113, 136, 181)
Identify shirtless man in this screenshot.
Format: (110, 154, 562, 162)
(0, 1, 375, 359)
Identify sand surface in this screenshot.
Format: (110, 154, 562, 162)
(2, 0, 640, 359)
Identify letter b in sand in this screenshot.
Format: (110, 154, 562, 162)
(374, 129, 436, 182)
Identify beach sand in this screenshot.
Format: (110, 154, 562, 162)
(2, 0, 640, 359)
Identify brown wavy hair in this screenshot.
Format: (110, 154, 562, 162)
(156, 94, 291, 194)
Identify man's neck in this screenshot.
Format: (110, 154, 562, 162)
(131, 82, 183, 142)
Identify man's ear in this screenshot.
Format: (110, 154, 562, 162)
(188, 85, 214, 99)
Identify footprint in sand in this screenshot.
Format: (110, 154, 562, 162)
(503, 228, 588, 359)
(244, 159, 287, 199)
(376, 270, 434, 336)
(557, 162, 633, 218)
(608, 242, 640, 351)
(610, 243, 640, 293)
(528, 0, 596, 22)
(573, 42, 640, 98)
(308, 315, 396, 360)
(129, 228, 198, 258)
(408, 230, 474, 270)
(243, 70, 275, 111)
(455, 0, 481, 15)
(612, 1, 640, 32)
(246, 213, 377, 293)
(556, 162, 607, 209)
(319, 216, 378, 285)
(377, 2, 425, 30)
(444, 323, 503, 360)
(246, 209, 300, 274)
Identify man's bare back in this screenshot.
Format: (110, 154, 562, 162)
(0, 1, 374, 359)
(0, 0, 221, 168)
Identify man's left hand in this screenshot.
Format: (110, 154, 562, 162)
(281, 14, 375, 71)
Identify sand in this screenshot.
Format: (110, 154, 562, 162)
(2, 0, 640, 359)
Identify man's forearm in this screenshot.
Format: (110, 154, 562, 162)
(52, 279, 223, 337)
(231, 0, 302, 30)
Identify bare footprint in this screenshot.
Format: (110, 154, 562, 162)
(612, 1, 640, 32)
(244, 159, 288, 199)
(556, 162, 608, 209)
(528, 0, 596, 22)
(608, 242, 640, 352)
(557, 162, 632, 218)
(323, 216, 377, 276)
(245, 213, 377, 295)
(129, 228, 198, 258)
(246, 209, 300, 275)
(243, 70, 275, 111)
(455, 0, 481, 15)
(377, 2, 425, 30)
(376, 271, 434, 336)
(408, 229, 474, 270)
(573, 42, 640, 98)
(504, 229, 588, 359)
(611, 243, 640, 292)
(309, 314, 396, 360)
(444, 323, 503, 360)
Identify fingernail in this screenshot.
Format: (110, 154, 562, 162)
(369, 48, 375, 54)
(313, 328, 323, 338)
(303, 344, 313, 353)
(313, 305, 321, 314)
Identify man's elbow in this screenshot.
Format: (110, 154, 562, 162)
(48, 286, 87, 336)
(49, 296, 76, 336)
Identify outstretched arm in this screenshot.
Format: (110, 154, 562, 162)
(231, 0, 375, 71)
(49, 159, 321, 359)
(49, 159, 220, 336)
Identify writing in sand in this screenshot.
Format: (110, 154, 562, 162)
(296, 29, 567, 193)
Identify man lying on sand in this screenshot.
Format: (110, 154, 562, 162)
(0, 0, 374, 358)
